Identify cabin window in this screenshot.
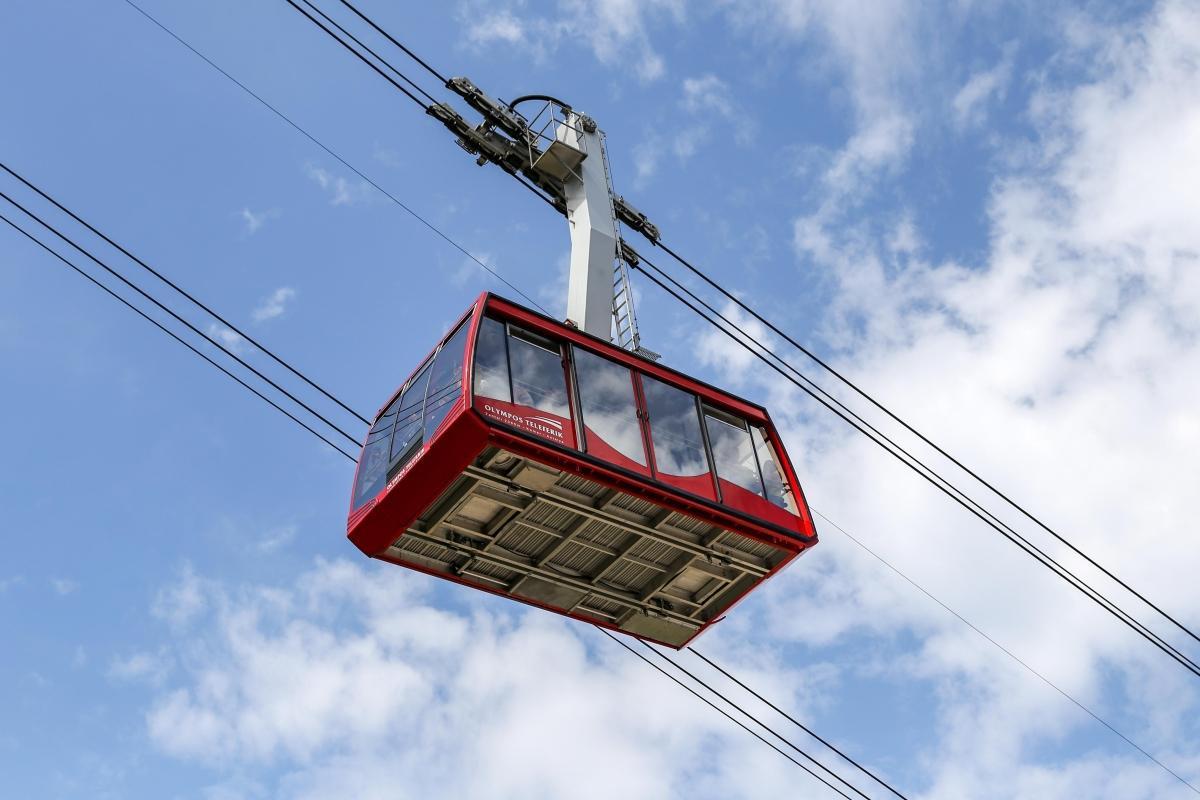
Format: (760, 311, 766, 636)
(704, 408, 767, 499)
(473, 316, 511, 402)
(642, 375, 715, 498)
(390, 361, 431, 465)
(422, 320, 470, 441)
(573, 346, 647, 468)
(353, 393, 405, 510)
(751, 426, 798, 514)
(507, 326, 570, 419)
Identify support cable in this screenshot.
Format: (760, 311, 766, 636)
(684, 645, 905, 798)
(808, 509, 1200, 795)
(334, 0, 452, 85)
(639, 641, 884, 800)
(0, 188, 364, 451)
(280, 0, 429, 110)
(1, 157, 371, 427)
(596, 628, 854, 799)
(293, 0, 441, 105)
(652, 239, 1200, 649)
(0, 212, 357, 462)
(121, 0, 549, 315)
(630, 252, 1200, 679)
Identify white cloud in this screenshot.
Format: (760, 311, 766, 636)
(50, 578, 78, 596)
(465, 11, 525, 45)
(305, 164, 371, 207)
(109, 651, 171, 685)
(251, 287, 296, 323)
(953, 54, 1014, 129)
(458, 0, 685, 82)
(238, 207, 279, 236)
(635, 74, 755, 186)
(698, 2, 1200, 795)
(206, 322, 245, 355)
(255, 524, 297, 554)
(152, 564, 207, 629)
(135, 558, 819, 798)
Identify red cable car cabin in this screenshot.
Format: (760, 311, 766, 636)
(347, 293, 817, 648)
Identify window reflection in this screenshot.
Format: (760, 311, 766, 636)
(574, 347, 646, 467)
(473, 317, 511, 402)
(353, 390, 405, 509)
(423, 321, 469, 441)
(391, 362, 431, 462)
(705, 410, 766, 498)
(508, 331, 569, 418)
(751, 426, 798, 514)
(643, 377, 709, 479)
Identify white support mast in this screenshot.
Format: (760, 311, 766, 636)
(558, 113, 620, 340)
(430, 81, 659, 356)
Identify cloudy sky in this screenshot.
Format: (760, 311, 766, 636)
(2, 0, 1198, 797)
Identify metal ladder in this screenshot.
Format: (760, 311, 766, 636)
(598, 132, 658, 359)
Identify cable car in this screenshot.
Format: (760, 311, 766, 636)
(348, 292, 817, 648)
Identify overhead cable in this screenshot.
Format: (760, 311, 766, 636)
(280, 0, 430, 109)
(809, 509, 1200, 795)
(1, 159, 370, 428)
(597, 628, 854, 799)
(0, 187, 363, 451)
(121, 0, 549, 315)
(639, 641, 888, 800)
(335, 0, 452, 85)
(629, 250, 1200, 680)
(0, 211, 357, 462)
(652, 239, 1200, 650)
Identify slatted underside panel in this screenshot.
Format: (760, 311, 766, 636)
(387, 447, 791, 647)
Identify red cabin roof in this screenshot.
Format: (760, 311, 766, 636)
(347, 293, 817, 648)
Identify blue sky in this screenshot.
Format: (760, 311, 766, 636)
(2, 1, 1199, 798)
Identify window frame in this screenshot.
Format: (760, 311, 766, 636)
(638, 373, 719, 502)
(702, 403, 769, 502)
(568, 343, 653, 476)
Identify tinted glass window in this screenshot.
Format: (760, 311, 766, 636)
(390, 362, 431, 462)
(423, 321, 470, 441)
(508, 329, 569, 418)
(705, 409, 766, 498)
(353, 393, 406, 510)
(752, 426, 798, 514)
(643, 377, 710, 481)
(574, 347, 646, 467)
(473, 316, 511, 402)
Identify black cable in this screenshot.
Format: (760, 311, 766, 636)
(633, 249, 1200, 672)
(809, 509, 1200, 795)
(596, 628, 853, 799)
(0, 212, 357, 462)
(0, 158, 370, 428)
(631, 254, 1200, 679)
(686, 647, 905, 798)
(121, 0, 550, 316)
(639, 641, 880, 800)
(293, 0, 441, 105)
(280, 0, 429, 110)
(638, 253, 1200, 680)
(0, 189, 364, 451)
(653, 239, 1200, 649)
(334, 0, 451, 86)
(636, 253, 1200, 678)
